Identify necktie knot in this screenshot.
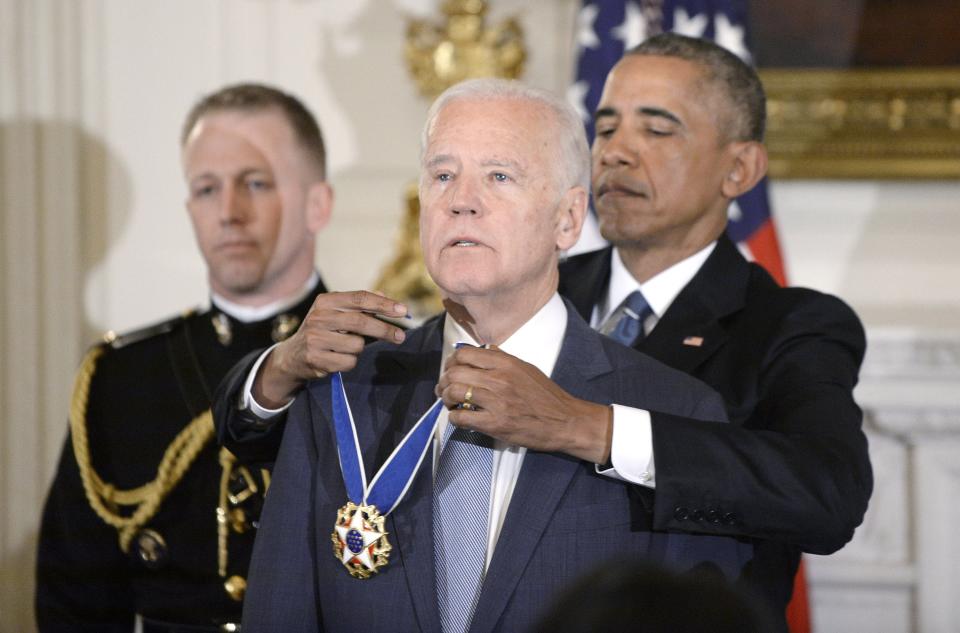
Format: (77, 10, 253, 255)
(599, 290, 651, 346)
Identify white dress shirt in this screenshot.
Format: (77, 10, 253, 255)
(591, 242, 716, 488)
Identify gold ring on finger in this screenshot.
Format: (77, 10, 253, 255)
(461, 386, 475, 411)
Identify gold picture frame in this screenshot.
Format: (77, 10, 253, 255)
(759, 67, 960, 179)
(747, 0, 960, 179)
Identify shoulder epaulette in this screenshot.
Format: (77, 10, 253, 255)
(102, 308, 199, 349)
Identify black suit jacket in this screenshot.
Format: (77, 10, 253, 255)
(558, 236, 872, 623)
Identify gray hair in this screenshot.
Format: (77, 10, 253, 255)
(420, 78, 590, 193)
(627, 33, 766, 142)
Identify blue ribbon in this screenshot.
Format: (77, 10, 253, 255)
(331, 372, 444, 516)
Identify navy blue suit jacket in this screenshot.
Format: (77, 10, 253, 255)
(241, 303, 741, 632)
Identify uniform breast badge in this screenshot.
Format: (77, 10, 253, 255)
(329, 372, 443, 578)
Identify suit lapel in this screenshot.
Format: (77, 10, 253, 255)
(640, 295, 730, 374)
(373, 318, 445, 633)
(470, 306, 613, 633)
(639, 236, 749, 373)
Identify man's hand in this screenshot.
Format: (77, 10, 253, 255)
(253, 291, 407, 408)
(436, 346, 613, 464)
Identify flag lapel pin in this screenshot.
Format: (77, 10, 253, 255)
(682, 336, 704, 347)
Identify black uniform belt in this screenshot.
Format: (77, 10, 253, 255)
(141, 617, 240, 633)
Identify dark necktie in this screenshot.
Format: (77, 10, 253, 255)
(598, 290, 652, 346)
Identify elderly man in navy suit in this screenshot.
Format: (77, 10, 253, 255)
(230, 77, 740, 632)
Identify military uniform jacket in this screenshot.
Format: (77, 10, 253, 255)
(36, 278, 325, 632)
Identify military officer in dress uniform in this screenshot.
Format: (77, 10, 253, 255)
(35, 83, 408, 633)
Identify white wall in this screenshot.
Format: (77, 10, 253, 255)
(772, 180, 960, 330)
(1, 1, 957, 631)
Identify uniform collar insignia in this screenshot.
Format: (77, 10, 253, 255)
(211, 313, 232, 346)
(271, 314, 301, 342)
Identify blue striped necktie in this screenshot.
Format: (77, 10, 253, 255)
(434, 423, 493, 633)
(599, 290, 652, 346)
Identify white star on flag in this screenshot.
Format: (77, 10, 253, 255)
(612, 1, 647, 50)
(576, 4, 600, 50)
(714, 13, 751, 62)
(335, 506, 382, 570)
(727, 200, 743, 222)
(672, 8, 708, 38)
(567, 80, 591, 123)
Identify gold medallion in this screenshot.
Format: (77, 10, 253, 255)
(331, 501, 392, 579)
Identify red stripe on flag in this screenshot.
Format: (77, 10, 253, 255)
(745, 219, 787, 287)
(787, 559, 812, 633)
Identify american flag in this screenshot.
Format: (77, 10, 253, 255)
(568, 0, 787, 287)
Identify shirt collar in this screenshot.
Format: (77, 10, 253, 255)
(210, 271, 320, 324)
(441, 293, 567, 378)
(598, 242, 716, 326)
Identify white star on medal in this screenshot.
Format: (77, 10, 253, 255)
(335, 506, 383, 570)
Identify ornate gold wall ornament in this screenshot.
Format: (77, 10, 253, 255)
(760, 68, 960, 179)
(372, 183, 444, 319)
(405, 0, 526, 99)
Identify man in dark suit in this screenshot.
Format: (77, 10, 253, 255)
(35, 83, 406, 633)
(231, 77, 740, 632)
(555, 33, 871, 625)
